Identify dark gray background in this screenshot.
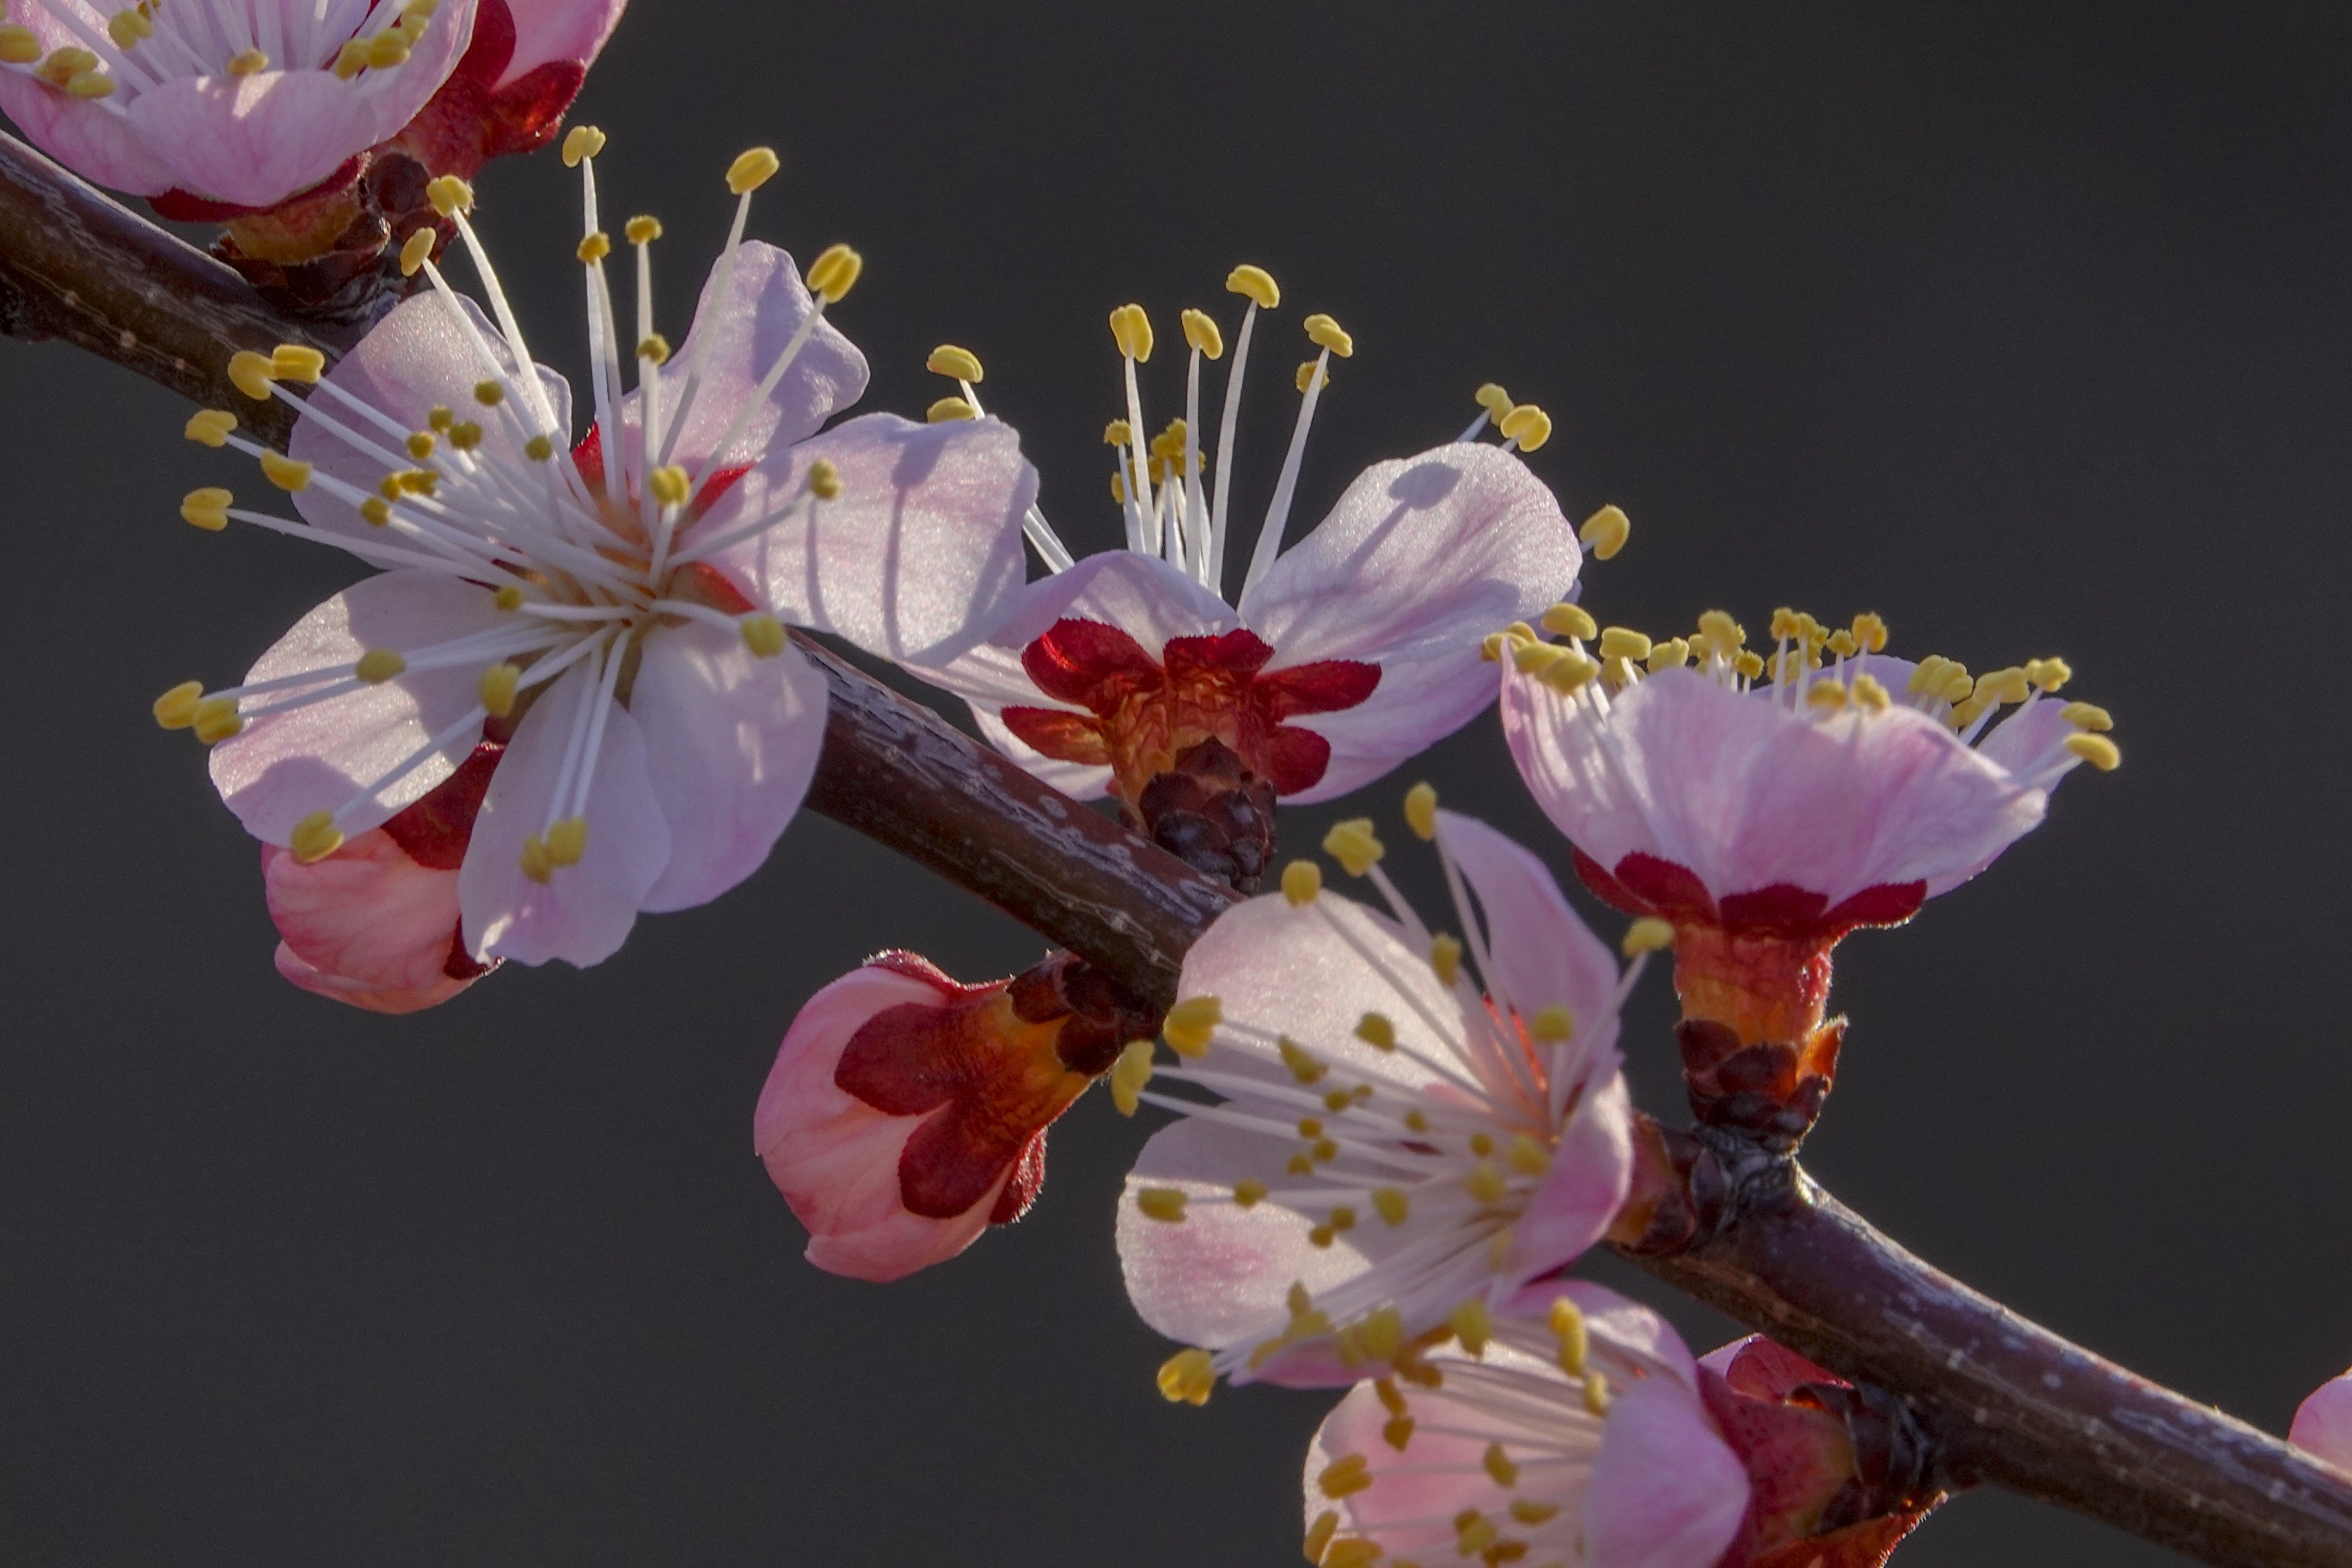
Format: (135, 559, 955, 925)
(4, 2, 2349, 1562)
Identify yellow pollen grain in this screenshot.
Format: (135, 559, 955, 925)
(1597, 627, 1651, 662)
(1302, 1510, 1339, 1564)
(1469, 1132, 1495, 1157)
(226, 350, 278, 400)
(1506, 1135, 1550, 1176)
(426, 175, 473, 217)
(1806, 681, 1848, 712)
(1647, 636, 1691, 672)
(1510, 1499, 1558, 1526)
(1354, 1012, 1396, 1050)
(1328, 1206, 1357, 1233)
(1579, 503, 1630, 560)
(1404, 1109, 1430, 1134)
(1319, 1454, 1373, 1499)
(151, 681, 205, 730)
(1108, 471, 1126, 505)
(406, 430, 435, 460)
(1295, 359, 1329, 394)
(925, 344, 983, 383)
(1499, 403, 1551, 450)
(1278, 1037, 1328, 1085)
(1162, 995, 1222, 1058)
(1465, 1161, 1505, 1206)
(739, 614, 787, 658)
(1946, 695, 1988, 732)
(1136, 1187, 1188, 1223)
(1697, 609, 1746, 654)
(1620, 917, 1675, 957)
(1451, 1299, 1493, 1357)
(259, 452, 311, 493)
(518, 834, 554, 884)
(1510, 640, 1566, 676)
(354, 647, 406, 683)
(1372, 1187, 1409, 1226)
(1401, 781, 1437, 842)
(647, 465, 690, 507)
(474, 379, 504, 407)
(2061, 701, 2113, 732)
(1528, 1005, 1573, 1042)
(1179, 308, 1224, 359)
(1540, 652, 1600, 695)
(64, 67, 113, 96)
(726, 145, 780, 194)
(358, 497, 391, 526)
(1158, 1347, 1215, 1406)
(543, 816, 587, 867)
(1583, 1370, 1612, 1416)
(1281, 859, 1323, 905)
(1103, 419, 1134, 446)
(1475, 382, 1515, 420)
(1483, 1442, 1519, 1487)
(1311, 1137, 1338, 1163)
(290, 811, 344, 864)
(478, 662, 520, 717)
(1321, 1539, 1381, 1568)
(449, 420, 481, 450)
(1382, 1414, 1415, 1451)
(1852, 611, 1890, 652)
(493, 585, 524, 610)
(1302, 312, 1354, 357)
(36, 45, 95, 83)
(622, 214, 662, 246)
(2066, 732, 2122, 771)
(1827, 629, 1858, 658)
(636, 334, 671, 365)
(427, 406, 453, 432)
(554, 124, 607, 168)
(806, 458, 842, 499)
(1734, 650, 1766, 680)
(364, 30, 409, 67)
(1226, 263, 1280, 309)
(1308, 1223, 1336, 1248)
(1323, 818, 1384, 876)
(1852, 672, 1890, 711)
(576, 230, 611, 264)
(224, 46, 266, 74)
(183, 408, 236, 447)
(2027, 655, 2073, 691)
(1233, 1179, 1268, 1208)
(332, 37, 366, 75)
(806, 243, 862, 303)
(1479, 631, 1507, 663)
(1540, 603, 1596, 640)
(1109, 1040, 1155, 1116)
(193, 695, 242, 744)
(1429, 933, 1462, 987)
(1108, 303, 1155, 362)
(926, 395, 976, 423)
(0, 25, 40, 63)
(1974, 666, 2031, 706)
(1542, 1297, 1589, 1378)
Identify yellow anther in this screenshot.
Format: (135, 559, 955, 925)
(2061, 701, 2113, 732)
(636, 334, 671, 365)
(534, 816, 585, 868)
(405, 431, 436, 461)
(290, 811, 344, 864)
(224, 46, 266, 73)
(1482, 1442, 1519, 1487)
(1302, 313, 1354, 357)
(1474, 382, 1515, 420)
(474, 380, 504, 407)
(1469, 1132, 1495, 1156)
(1852, 672, 1890, 711)
(1288, 1282, 1314, 1317)
(1597, 627, 1651, 662)
(1540, 652, 1600, 695)
(1506, 1135, 1551, 1176)
(1233, 1179, 1268, 1209)
(2065, 732, 2122, 771)
(1510, 640, 1567, 676)
(1302, 1510, 1339, 1564)
(1455, 1513, 1498, 1556)
(1464, 1161, 1506, 1207)
(806, 243, 862, 303)
(1109, 1040, 1155, 1117)
(259, 451, 311, 492)
(1510, 1499, 1558, 1526)
(1946, 695, 1989, 732)
(1451, 1299, 1493, 1357)
(64, 67, 113, 96)
(726, 145, 780, 194)
(616, 217, 661, 250)
(1291, 360, 1331, 394)
(353, 647, 407, 684)
(1320, 1540, 1379, 1568)
(1298, 1118, 1325, 1139)
(1806, 680, 1848, 712)
(193, 695, 243, 744)
(1696, 609, 1746, 654)
(1548, 1295, 1588, 1375)
(1601, 653, 1639, 689)
(183, 408, 236, 447)
(493, 585, 525, 610)
(1618, 916, 1675, 958)
(1318, 1454, 1374, 1499)
(925, 344, 983, 383)
(1136, 1187, 1188, 1223)
(739, 614, 787, 658)
(1974, 666, 2031, 706)
(1278, 1037, 1328, 1085)
(1430, 932, 1464, 988)
(1647, 636, 1692, 672)
(1939, 665, 1975, 704)
(1109, 472, 1127, 505)
(518, 834, 554, 884)
(1148, 420, 1190, 461)
(1281, 860, 1323, 906)
(1403, 1109, 1430, 1134)
(1322, 818, 1384, 876)
(1579, 503, 1630, 560)
(805, 458, 842, 500)
(332, 37, 367, 74)
(364, 30, 409, 66)
(1734, 650, 1766, 680)
(1352, 1012, 1397, 1051)
(1328, 1206, 1357, 1233)
(1162, 995, 1222, 1058)
(427, 406, 453, 432)
(1364, 1187, 1410, 1228)
(2026, 656, 2073, 691)
(151, 682, 205, 730)
(1378, 1412, 1415, 1452)
(1499, 404, 1551, 451)
(35, 46, 95, 83)
(576, 230, 611, 264)
(478, 661, 520, 718)
(1583, 1369, 1613, 1416)
(226, 350, 278, 400)
(1768, 607, 1805, 640)
(1108, 303, 1155, 362)
(1533, 604, 1596, 646)
(1851, 612, 1890, 652)
(1528, 1005, 1574, 1042)
(1101, 420, 1134, 447)
(647, 465, 691, 506)
(358, 497, 391, 526)
(425, 175, 473, 217)
(110, 7, 153, 42)
(1164, 306, 1224, 361)
(0, 24, 40, 62)
(1479, 632, 1508, 663)
(1226, 263, 1280, 309)
(448, 420, 481, 450)
(1907, 654, 1949, 695)
(1157, 1347, 1216, 1406)
(926, 395, 976, 423)
(1827, 629, 1858, 658)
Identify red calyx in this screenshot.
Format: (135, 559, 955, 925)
(385, 0, 588, 183)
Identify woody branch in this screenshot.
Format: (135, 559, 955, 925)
(7, 125, 2347, 1568)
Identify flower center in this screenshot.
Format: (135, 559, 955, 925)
(0, 0, 437, 104)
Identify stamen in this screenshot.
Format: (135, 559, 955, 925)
(1578, 504, 1629, 560)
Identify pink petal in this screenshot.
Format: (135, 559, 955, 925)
(1584, 1375, 1752, 1568)
(457, 665, 670, 967)
(1508, 1069, 1634, 1278)
(262, 830, 462, 993)
(210, 570, 511, 845)
(498, 0, 624, 82)
(273, 940, 475, 1014)
(1433, 809, 1622, 1050)
(1304, 1375, 1500, 1547)
(628, 627, 827, 914)
(2294, 1372, 2352, 1473)
(704, 413, 1034, 665)
(1241, 444, 1577, 793)
(1522, 1279, 1706, 1388)
(291, 291, 572, 542)
(638, 242, 867, 475)
(0, 67, 176, 195)
(755, 963, 1001, 1283)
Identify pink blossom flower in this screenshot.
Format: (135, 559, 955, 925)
(0, 0, 478, 208)
(159, 143, 1032, 993)
(1122, 801, 1644, 1397)
(2294, 1369, 2352, 1473)
(1299, 1281, 1749, 1568)
(918, 279, 1579, 889)
(1498, 609, 2116, 1057)
(388, 0, 623, 181)
(755, 951, 1155, 1283)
